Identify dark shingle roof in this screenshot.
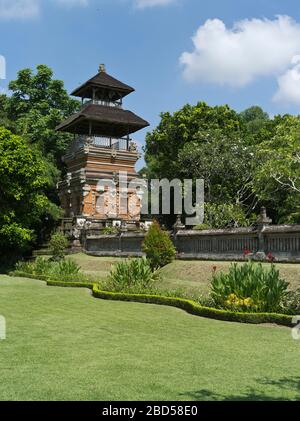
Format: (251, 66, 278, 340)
(56, 104, 149, 137)
(71, 71, 135, 100)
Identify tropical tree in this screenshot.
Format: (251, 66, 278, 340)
(252, 115, 300, 223)
(0, 127, 60, 264)
(144, 102, 242, 180)
(6, 64, 79, 168)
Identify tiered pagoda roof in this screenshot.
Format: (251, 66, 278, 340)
(71, 70, 135, 101)
(56, 65, 149, 138)
(56, 104, 149, 137)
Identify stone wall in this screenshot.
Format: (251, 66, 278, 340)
(83, 232, 145, 257)
(80, 223, 300, 262)
(174, 225, 300, 262)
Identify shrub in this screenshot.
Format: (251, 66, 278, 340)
(211, 262, 289, 313)
(34, 256, 53, 275)
(51, 259, 81, 276)
(192, 223, 210, 231)
(203, 203, 255, 229)
(49, 232, 69, 261)
(101, 226, 119, 235)
(282, 289, 300, 314)
(106, 257, 159, 291)
(14, 256, 87, 283)
(92, 286, 293, 327)
(142, 220, 176, 269)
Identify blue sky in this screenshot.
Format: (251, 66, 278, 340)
(1, 0, 300, 168)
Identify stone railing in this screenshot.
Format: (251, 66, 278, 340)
(174, 225, 300, 262)
(83, 231, 145, 257)
(61, 216, 300, 262)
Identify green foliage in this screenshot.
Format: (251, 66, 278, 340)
(0, 127, 58, 261)
(211, 262, 289, 313)
(53, 259, 80, 276)
(92, 285, 293, 327)
(178, 129, 254, 208)
(0, 65, 80, 258)
(106, 257, 159, 291)
(142, 220, 176, 269)
(144, 100, 300, 224)
(193, 223, 211, 231)
(282, 289, 300, 315)
(252, 115, 300, 223)
(9, 271, 294, 326)
(14, 256, 85, 283)
(145, 102, 242, 179)
(203, 203, 254, 229)
(7, 65, 79, 167)
(101, 226, 119, 235)
(49, 232, 69, 261)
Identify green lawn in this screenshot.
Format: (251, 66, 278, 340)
(69, 253, 300, 296)
(1, 275, 300, 401)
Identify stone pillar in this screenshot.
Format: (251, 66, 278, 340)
(255, 207, 272, 260)
(173, 214, 185, 233)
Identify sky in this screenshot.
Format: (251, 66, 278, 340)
(1, 0, 300, 168)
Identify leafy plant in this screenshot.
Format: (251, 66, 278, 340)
(49, 232, 69, 261)
(14, 256, 86, 283)
(107, 257, 159, 291)
(282, 289, 300, 314)
(142, 220, 176, 270)
(211, 262, 289, 313)
(52, 259, 80, 276)
(101, 226, 119, 235)
(193, 223, 210, 231)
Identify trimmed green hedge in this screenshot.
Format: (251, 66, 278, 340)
(47, 280, 94, 289)
(10, 271, 49, 281)
(9, 271, 94, 289)
(8, 271, 293, 326)
(92, 285, 293, 327)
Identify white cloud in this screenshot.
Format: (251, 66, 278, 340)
(134, 0, 176, 8)
(180, 15, 300, 89)
(0, 0, 39, 19)
(273, 56, 300, 105)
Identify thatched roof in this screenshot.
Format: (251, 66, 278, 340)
(56, 104, 149, 137)
(71, 70, 135, 100)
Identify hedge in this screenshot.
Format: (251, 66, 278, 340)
(9, 271, 94, 289)
(92, 285, 293, 327)
(8, 271, 293, 327)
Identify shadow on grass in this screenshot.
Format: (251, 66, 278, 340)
(180, 377, 300, 401)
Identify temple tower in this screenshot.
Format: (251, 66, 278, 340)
(57, 65, 149, 227)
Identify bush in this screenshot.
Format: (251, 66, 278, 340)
(14, 256, 87, 283)
(106, 257, 159, 291)
(211, 262, 289, 313)
(282, 289, 300, 314)
(52, 259, 80, 276)
(203, 203, 255, 229)
(193, 223, 210, 231)
(49, 232, 69, 261)
(101, 226, 119, 235)
(142, 220, 176, 269)
(92, 286, 293, 327)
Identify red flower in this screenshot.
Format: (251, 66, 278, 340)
(243, 248, 252, 256)
(267, 252, 275, 263)
(212, 265, 217, 273)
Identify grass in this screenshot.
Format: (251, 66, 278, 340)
(68, 253, 300, 296)
(1, 275, 300, 401)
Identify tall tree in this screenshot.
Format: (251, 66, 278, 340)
(7, 64, 79, 168)
(0, 127, 59, 264)
(144, 102, 243, 180)
(252, 115, 300, 223)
